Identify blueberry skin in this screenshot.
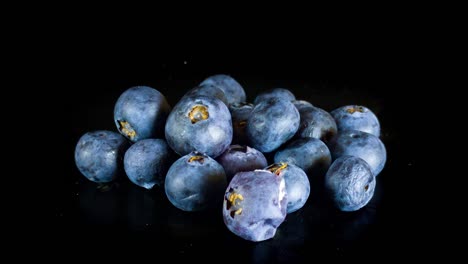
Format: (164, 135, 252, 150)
(183, 84, 228, 105)
(274, 138, 331, 176)
(223, 170, 287, 242)
(246, 98, 300, 153)
(165, 95, 233, 158)
(293, 100, 314, 111)
(216, 145, 268, 182)
(124, 139, 175, 189)
(114, 86, 171, 142)
(165, 152, 227, 212)
(75, 131, 130, 183)
(253, 88, 296, 104)
(331, 105, 381, 137)
(295, 105, 337, 142)
(325, 156, 376, 211)
(229, 102, 254, 144)
(200, 74, 246, 105)
(328, 130, 386, 176)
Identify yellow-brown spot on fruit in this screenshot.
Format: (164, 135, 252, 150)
(346, 106, 365, 114)
(188, 156, 205, 163)
(266, 162, 288, 175)
(228, 192, 244, 206)
(188, 105, 209, 124)
(238, 120, 247, 127)
(118, 120, 136, 140)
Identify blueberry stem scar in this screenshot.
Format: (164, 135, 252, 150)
(266, 162, 288, 175)
(346, 106, 365, 114)
(118, 120, 136, 139)
(188, 156, 205, 163)
(188, 105, 209, 124)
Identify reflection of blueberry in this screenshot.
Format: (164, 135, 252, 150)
(165, 95, 232, 158)
(217, 145, 268, 182)
(229, 102, 254, 144)
(114, 86, 171, 142)
(247, 98, 300, 153)
(328, 130, 386, 176)
(253, 88, 296, 104)
(223, 170, 287, 242)
(325, 156, 376, 211)
(165, 152, 227, 212)
(295, 104, 337, 142)
(75, 131, 130, 183)
(124, 139, 175, 189)
(200, 74, 246, 105)
(331, 105, 381, 137)
(183, 84, 228, 105)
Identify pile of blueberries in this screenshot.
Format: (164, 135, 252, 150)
(75, 74, 386, 242)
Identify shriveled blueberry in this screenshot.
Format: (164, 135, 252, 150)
(274, 138, 331, 177)
(75, 130, 130, 183)
(200, 74, 246, 105)
(229, 102, 254, 144)
(217, 145, 268, 181)
(246, 98, 300, 153)
(331, 105, 381, 137)
(114, 86, 171, 142)
(165, 152, 227, 211)
(183, 84, 228, 105)
(325, 156, 376, 211)
(266, 163, 310, 213)
(124, 139, 175, 189)
(295, 104, 337, 142)
(328, 130, 386, 176)
(253, 88, 296, 104)
(223, 169, 287, 242)
(165, 95, 233, 158)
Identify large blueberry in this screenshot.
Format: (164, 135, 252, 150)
(328, 130, 386, 176)
(266, 163, 310, 214)
(165, 152, 227, 211)
(183, 84, 228, 105)
(253, 88, 296, 104)
(217, 145, 268, 182)
(223, 170, 287, 242)
(331, 105, 381, 137)
(246, 98, 300, 153)
(325, 156, 376, 211)
(274, 138, 331, 177)
(229, 102, 254, 144)
(114, 86, 171, 142)
(295, 104, 337, 142)
(200, 74, 246, 105)
(75, 130, 130, 183)
(124, 139, 175, 189)
(165, 95, 233, 158)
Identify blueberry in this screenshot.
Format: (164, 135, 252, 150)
(253, 88, 296, 104)
(292, 100, 314, 111)
(246, 98, 300, 153)
(295, 104, 337, 142)
(75, 130, 130, 183)
(124, 139, 175, 189)
(165, 152, 227, 211)
(114, 86, 171, 142)
(165, 95, 233, 158)
(274, 138, 331, 177)
(183, 84, 229, 105)
(325, 156, 376, 211)
(200, 74, 246, 105)
(229, 102, 254, 144)
(223, 169, 287, 242)
(217, 145, 268, 182)
(331, 105, 381, 137)
(266, 163, 310, 213)
(328, 130, 386, 176)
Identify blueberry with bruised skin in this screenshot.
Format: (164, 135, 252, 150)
(200, 74, 246, 105)
(124, 139, 176, 189)
(295, 104, 337, 143)
(246, 98, 300, 153)
(182, 84, 229, 105)
(331, 105, 381, 137)
(222, 169, 287, 242)
(75, 130, 130, 183)
(165, 95, 233, 158)
(325, 156, 376, 211)
(217, 145, 268, 181)
(253, 88, 296, 104)
(114, 86, 171, 142)
(165, 152, 227, 211)
(229, 102, 254, 144)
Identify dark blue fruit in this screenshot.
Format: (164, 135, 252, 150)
(295, 104, 337, 142)
(75, 130, 130, 183)
(183, 84, 228, 105)
(217, 145, 268, 182)
(124, 139, 175, 189)
(331, 105, 381, 137)
(292, 100, 314, 111)
(246, 98, 300, 153)
(165, 152, 227, 211)
(200, 74, 246, 105)
(253, 88, 296, 104)
(229, 102, 254, 144)
(328, 130, 386, 176)
(223, 169, 287, 242)
(325, 156, 376, 211)
(165, 95, 233, 158)
(114, 86, 171, 142)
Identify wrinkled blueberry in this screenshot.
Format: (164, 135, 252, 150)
(114, 86, 171, 142)
(331, 105, 381, 137)
(325, 156, 376, 211)
(229, 102, 254, 144)
(183, 84, 228, 105)
(217, 145, 268, 182)
(200, 74, 246, 105)
(253, 88, 296, 104)
(165, 152, 227, 211)
(295, 104, 337, 142)
(75, 130, 130, 183)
